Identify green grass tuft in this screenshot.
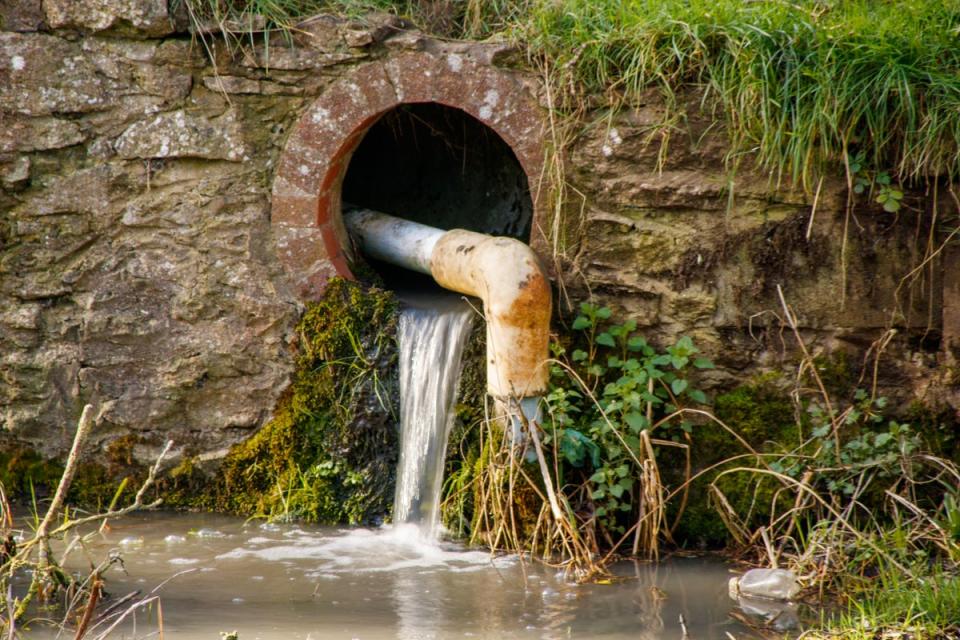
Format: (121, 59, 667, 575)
(516, 0, 960, 185)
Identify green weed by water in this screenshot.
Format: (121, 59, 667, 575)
(812, 565, 960, 640)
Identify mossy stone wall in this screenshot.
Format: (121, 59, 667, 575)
(2, 1, 957, 482)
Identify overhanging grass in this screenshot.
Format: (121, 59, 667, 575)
(183, 0, 960, 187)
(813, 566, 960, 639)
(515, 0, 960, 185)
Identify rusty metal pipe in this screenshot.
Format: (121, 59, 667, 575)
(344, 208, 551, 399)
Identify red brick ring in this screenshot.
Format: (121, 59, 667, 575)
(271, 51, 549, 300)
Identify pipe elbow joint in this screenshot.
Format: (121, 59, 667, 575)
(343, 209, 552, 400)
(430, 230, 552, 399)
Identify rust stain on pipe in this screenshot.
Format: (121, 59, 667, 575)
(430, 229, 551, 398)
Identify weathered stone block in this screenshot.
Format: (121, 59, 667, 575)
(0, 0, 44, 31)
(115, 109, 248, 160)
(0, 117, 85, 153)
(203, 75, 262, 95)
(0, 156, 31, 188)
(0, 33, 110, 115)
(240, 47, 358, 71)
(43, 0, 173, 37)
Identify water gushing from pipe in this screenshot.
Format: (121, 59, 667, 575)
(393, 294, 475, 539)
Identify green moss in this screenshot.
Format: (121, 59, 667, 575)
(671, 373, 799, 547)
(0, 435, 149, 511)
(441, 320, 487, 537)
(186, 278, 401, 525)
(0, 448, 65, 499)
(811, 351, 856, 398)
(0, 279, 398, 526)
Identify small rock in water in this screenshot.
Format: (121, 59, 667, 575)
(119, 536, 144, 546)
(164, 534, 186, 544)
(194, 528, 226, 538)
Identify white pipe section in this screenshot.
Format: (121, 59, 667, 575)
(343, 208, 443, 274)
(344, 208, 551, 400)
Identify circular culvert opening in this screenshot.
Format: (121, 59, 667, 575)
(342, 103, 533, 290)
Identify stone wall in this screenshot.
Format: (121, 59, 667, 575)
(1, 0, 956, 465)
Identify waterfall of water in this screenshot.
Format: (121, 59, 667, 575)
(393, 293, 475, 539)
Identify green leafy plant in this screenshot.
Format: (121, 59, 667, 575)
(848, 152, 905, 213)
(545, 303, 713, 541)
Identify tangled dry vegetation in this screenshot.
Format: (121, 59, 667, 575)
(440, 288, 959, 636)
(0, 406, 170, 639)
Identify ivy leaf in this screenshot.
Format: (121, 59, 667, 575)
(596, 333, 616, 347)
(671, 378, 688, 395)
(687, 389, 708, 404)
(624, 412, 648, 433)
(572, 316, 591, 330)
(572, 349, 588, 362)
(874, 432, 893, 448)
(596, 307, 613, 320)
(627, 336, 647, 351)
(693, 357, 715, 369)
(610, 483, 625, 498)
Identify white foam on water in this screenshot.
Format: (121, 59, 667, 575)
(215, 523, 505, 574)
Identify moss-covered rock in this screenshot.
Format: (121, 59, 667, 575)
(179, 278, 401, 524)
(0, 435, 149, 510)
(0, 279, 397, 526)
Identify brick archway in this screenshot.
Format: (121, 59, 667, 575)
(271, 51, 548, 300)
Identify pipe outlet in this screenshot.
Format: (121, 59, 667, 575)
(344, 208, 552, 399)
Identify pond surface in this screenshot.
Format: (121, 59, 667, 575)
(30, 511, 752, 639)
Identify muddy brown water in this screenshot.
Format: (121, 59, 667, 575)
(23, 511, 755, 639)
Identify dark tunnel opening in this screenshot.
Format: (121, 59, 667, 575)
(341, 103, 533, 291)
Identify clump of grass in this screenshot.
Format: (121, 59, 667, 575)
(515, 0, 960, 186)
(176, 0, 517, 38)
(703, 287, 960, 636)
(809, 566, 960, 640)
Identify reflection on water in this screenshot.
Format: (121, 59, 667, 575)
(29, 511, 746, 639)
